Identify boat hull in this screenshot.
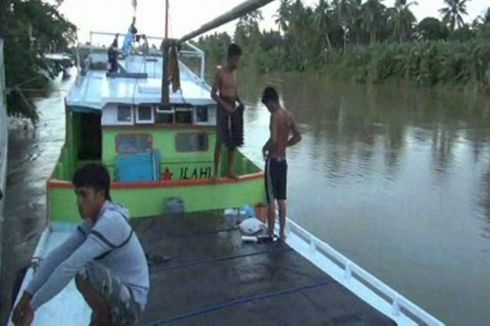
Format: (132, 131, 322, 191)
(48, 172, 265, 223)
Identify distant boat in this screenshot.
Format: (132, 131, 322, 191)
(44, 53, 74, 79)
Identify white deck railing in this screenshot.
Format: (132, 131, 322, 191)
(84, 31, 207, 81)
(285, 219, 445, 326)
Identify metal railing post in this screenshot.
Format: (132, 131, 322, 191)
(200, 51, 205, 80)
(392, 297, 401, 316)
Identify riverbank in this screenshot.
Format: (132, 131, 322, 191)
(199, 38, 490, 95)
(323, 40, 490, 92)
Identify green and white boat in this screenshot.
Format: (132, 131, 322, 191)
(8, 3, 446, 325)
(47, 37, 265, 223)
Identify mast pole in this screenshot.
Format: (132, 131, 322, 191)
(161, 0, 170, 106)
(165, 0, 169, 39)
(162, 0, 276, 105)
(179, 0, 274, 43)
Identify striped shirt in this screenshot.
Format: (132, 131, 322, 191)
(26, 201, 149, 310)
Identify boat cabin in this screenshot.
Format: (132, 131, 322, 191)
(48, 34, 265, 223)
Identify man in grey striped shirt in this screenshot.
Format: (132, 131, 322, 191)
(13, 164, 149, 325)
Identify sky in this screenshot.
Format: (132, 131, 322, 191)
(57, 0, 489, 43)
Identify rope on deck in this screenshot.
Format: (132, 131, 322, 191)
(152, 246, 293, 272)
(149, 280, 332, 325)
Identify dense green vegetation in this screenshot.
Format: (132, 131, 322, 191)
(2, 1, 489, 122)
(1, 0, 76, 123)
(196, 0, 490, 91)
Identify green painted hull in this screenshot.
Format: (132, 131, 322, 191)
(48, 174, 265, 223)
(48, 98, 267, 223)
(49, 123, 266, 223)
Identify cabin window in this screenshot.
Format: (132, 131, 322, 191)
(116, 134, 153, 154)
(175, 107, 193, 124)
(156, 105, 175, 124)
(136, 105, 154, 124)
(195, 106, 208, 123)
(117, 105, 133, 124)
(175, 133, 209, 152)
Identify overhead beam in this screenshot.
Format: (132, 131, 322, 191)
(178, 0, 275, 43)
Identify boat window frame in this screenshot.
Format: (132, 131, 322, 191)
(115, 133, 154, 154)
(175, 132, 210, 153)
(174, 107, 194, 124)
(116, 104, 134, 125)
(136, 104, 155, 124)
(194, 106, 209, 124)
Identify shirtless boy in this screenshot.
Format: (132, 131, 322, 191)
(261, 87, 302, 242)
(211, 43, 242, 179)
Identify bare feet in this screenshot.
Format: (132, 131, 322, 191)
(267, 230, 274, 238)
(279, 232, 287, 244)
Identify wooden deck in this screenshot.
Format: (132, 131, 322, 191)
(132, 212, 395, 325)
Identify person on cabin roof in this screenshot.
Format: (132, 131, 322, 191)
(108, 33, 119, 73)
(122, 17, 138, 56)
(211, 43, 245, 180)
(12, 163, 149, 326)
(261, 87, 302, 243)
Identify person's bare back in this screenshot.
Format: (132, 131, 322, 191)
(261, 86, 301, 242)
(269, 108, 299, 159)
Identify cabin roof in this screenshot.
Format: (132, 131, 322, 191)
(67, 56, 215, 111)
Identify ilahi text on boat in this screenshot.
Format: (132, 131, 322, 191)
(47, 33, 266, 223)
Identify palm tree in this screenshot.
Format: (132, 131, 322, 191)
(330, 0, 362, 50)
(485, 7, 490, 24)
(312, 0, 333, 51)
(472, 7, 490, 33)
(389, 0, 418, 43)
(439, 0, 469, 31)
(476, 7, 490, 25)
(332, 0, 350, 24)
(288, 0, 312, 67)
(331, 0, 350, 50)
(0, 0, 7, 38)
(275, 0, 311, 68)
(235, 11, 263, 49)
(361, 0, 387, 44)
(275, 0, 292, 34)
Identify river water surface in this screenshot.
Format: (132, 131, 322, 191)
(240, 73, 490, 325)
(0, 76, 69, 323)
(2, 71, 490, 325)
